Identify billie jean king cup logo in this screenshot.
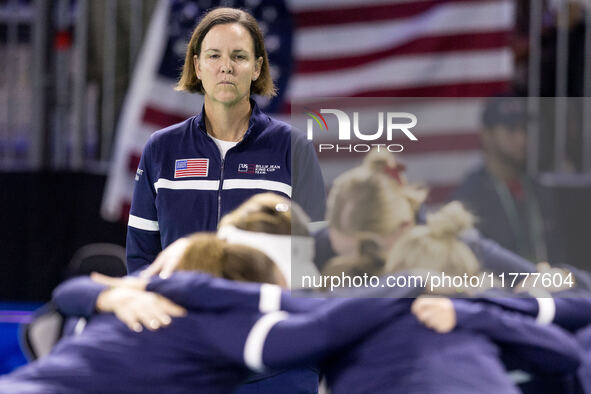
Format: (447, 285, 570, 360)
(305, 109, 418, 153)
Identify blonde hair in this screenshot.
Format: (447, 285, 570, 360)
(219, 192, 309, 236)
(362, 150, 427, 212)
(176, 7, 276, 97)
(327, 150, 426, 237)
(177, 233, 281, 284)
(384, 201, 479, 276)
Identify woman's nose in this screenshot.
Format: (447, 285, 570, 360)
(220, 58, 232, 73)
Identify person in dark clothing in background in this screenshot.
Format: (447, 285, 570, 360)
(453, 96, 564, 264)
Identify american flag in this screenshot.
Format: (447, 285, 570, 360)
(175, 158, 209, 178)
(101, 0, 514, 221)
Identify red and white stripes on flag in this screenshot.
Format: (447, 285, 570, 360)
(174, 158, 209, 178)
(287, 0, 514, 204)
(287, 0, 513, 99)
(101, 0, 515, 221)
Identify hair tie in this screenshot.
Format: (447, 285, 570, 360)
(385, 162, 406, 184)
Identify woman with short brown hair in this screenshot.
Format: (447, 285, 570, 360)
(126, 6, 325, 276)
(176, 7, 276, 97)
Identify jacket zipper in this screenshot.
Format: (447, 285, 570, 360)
(214, 127, 249, 226)
(217, 157, 225, 224)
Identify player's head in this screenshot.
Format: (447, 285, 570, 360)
(384, 201, 479, 277)
(176, 7, 276, 97)
(176, 233, 284, 285)
(481, 96, 528, 171)
(219, 192, 310, 236)
(326, 149, 427, 257)
(218, 193, 313, 289)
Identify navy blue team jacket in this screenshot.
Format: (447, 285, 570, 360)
(127, 100, 326, 272)
(462, 277, 591, 394)
(0, 275, 420, 394)
(48, 273, 583, 393)
(146, 273, 580, 394)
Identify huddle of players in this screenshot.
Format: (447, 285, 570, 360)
(3, 150, 591, 393)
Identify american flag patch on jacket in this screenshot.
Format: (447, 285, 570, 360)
(174, 158, 209, 178)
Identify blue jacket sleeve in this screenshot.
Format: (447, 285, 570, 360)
(52, 277, 107, 317)
(147, 272, 423, 313)
(464, 289, 591, 332)
(146, 272, 264, 311)
(126, 139, 162, 273)
(551, 295, 591, 332)
(148, 273, 422, 371)
(291, 130, 326, 221)
(199, 298, 414, 372)
(260, 298, 414, 370)
(453, 299, 581, 374)
(148, 272, 332, 314)
(461, 229, 536, 276)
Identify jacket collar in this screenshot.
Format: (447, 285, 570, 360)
(194, 98, 268, 143)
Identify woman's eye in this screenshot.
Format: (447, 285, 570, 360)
(209, 54, 219, 59)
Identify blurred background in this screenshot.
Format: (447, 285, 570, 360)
(0, 0, 590, 370)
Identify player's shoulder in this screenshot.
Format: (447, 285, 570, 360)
(454, 166, 491, 198)
(258, 114, 308, 142)
(147, 116, 197, 147)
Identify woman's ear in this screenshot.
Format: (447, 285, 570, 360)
(193, 54, 201, 79)
(253, 56, 263, 81)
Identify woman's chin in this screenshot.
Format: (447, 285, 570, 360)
(210, 93, 246, 106)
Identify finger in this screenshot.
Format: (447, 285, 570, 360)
(149, 303, 179, 327)
(417, 307, 439, 322)
(157, 297, 187, 317)
(148, 297, 182, 326)
(138, 294, 175, 330)
(137, 308, 174, 329)
(150, 309, 172, 327)
(411, 297, 431, 314)
(135, 308, 162, 331)
(411, 298, 421, 314)
(433, 324, 450, 334)
(421, 317, 442, 332)
(119, 276, 149, 291)
(412, 297, 447, 316)
(413, 307, 439, 326)
(537, 262, 551, 272)
(159, 238, 191, 279)
(111, 291, 154, 328)
(91, 272, 121, 287)
(148, 310, 172, 331)
(139, 267, 153, 279)
(437, 316, 457, 333)
(140, 258, 165, 278)
(420, 314, 450, 334)
(142, 246, 177, 278)
(159, 261, 178, 279)
(412, 305, 433, 320)
(114, 310, 143, 332)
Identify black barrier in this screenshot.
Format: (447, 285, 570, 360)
(0, 172, 126, 301)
